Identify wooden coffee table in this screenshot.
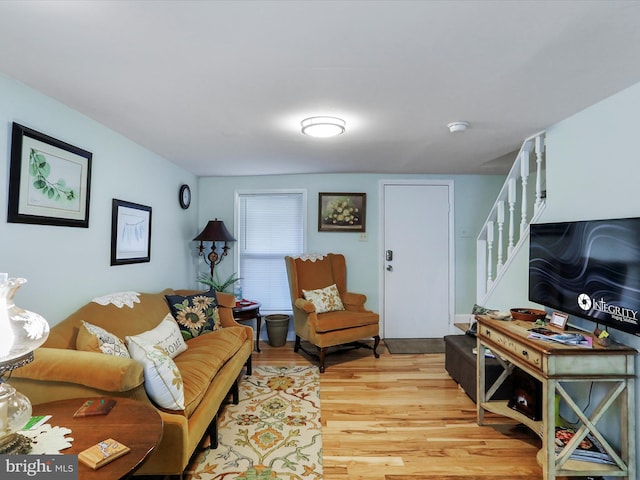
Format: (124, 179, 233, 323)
(32, 397, 162, 480)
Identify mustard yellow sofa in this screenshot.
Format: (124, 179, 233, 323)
(11, 288, 253, 477)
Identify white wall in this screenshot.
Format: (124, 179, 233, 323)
(0, 74, 199, 325)
(198, 172, 504, 322)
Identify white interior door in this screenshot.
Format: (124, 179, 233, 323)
(382, 182, 453, 338)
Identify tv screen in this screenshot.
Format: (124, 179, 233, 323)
(529, 217, 640, 336)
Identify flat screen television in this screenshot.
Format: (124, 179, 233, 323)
(529, 217, 640, 337)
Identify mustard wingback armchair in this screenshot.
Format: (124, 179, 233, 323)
(285, 253, 380, 372)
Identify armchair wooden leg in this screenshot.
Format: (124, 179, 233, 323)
(318, 346, 327, 373)
(373, 335, 381, 358)
(294, 335, 301, 352)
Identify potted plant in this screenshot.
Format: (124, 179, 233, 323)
(197, 271, 241, 293)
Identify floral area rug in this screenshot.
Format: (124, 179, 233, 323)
(185, 365, 323, 480)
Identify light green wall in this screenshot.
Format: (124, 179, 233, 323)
(0, 71, 508, 330)
(198, 173, 504, 318)
(0, 74, 198, 325)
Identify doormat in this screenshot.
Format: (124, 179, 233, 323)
(385, 338, 446, 354)
(184, 365, 323, 480)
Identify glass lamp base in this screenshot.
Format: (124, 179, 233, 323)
(0, 432, 32, 454)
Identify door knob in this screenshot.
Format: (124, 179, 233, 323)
(386, 265, 393, 271)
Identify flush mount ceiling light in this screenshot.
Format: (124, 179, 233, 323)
(447, 121, 470, 133)
(301, 116, 346, 138)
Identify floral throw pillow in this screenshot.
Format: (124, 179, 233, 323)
(302, 283, 345, 314)
(165, 290, 221, 341)
(126, 336, 185, 410)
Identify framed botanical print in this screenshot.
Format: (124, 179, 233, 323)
(8, 122, 92, 227)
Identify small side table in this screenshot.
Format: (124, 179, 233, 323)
(232, 301, 261, 352)
(32, 397, 162, 480)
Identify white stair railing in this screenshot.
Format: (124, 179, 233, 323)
(477, 131, 546, 302)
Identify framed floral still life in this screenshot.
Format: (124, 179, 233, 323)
(318, 192, 366, 232)
(111, 199, 152, 266)
(8, 122, 93, 227)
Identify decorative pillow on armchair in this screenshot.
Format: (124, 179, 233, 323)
(302, 284, 345, 313)
(165, 290, 221, 341)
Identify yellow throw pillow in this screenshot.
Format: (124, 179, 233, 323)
(76, 321, 131, 358)
(302, 284, 345, 313)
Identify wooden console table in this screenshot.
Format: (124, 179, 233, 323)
(476, 316, 636, 480)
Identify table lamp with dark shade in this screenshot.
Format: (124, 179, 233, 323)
(194, 219, 236, 277)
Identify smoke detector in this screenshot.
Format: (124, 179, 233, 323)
(447, 121, 470, 133)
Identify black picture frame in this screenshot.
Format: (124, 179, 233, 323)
(110, 199, 152, 266)
(8, 122, 93, 227)
(318, 192, 366, 232)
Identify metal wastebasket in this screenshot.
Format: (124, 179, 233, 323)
(265, 314, 290, 347)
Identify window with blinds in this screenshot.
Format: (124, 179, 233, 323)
(237, 191, 306, 313)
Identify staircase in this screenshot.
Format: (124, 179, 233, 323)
(476, 131, 546, 304)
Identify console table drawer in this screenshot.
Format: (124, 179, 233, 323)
(480, 325, 542, 370)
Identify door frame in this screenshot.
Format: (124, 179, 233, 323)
(378, 179, 456, 338)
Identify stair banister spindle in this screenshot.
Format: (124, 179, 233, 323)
(534, 134, 545, 213)
(507, 178, 516, 255)
(497, 201, 504, 272)
(520, 150, 529, 235)
(486, 220, 494, 288)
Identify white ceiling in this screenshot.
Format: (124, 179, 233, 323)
(1, 1, 639, 177)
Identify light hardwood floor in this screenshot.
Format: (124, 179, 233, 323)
(253, 339, 552, 480)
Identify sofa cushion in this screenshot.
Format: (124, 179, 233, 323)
(125, 314, 187, 359)
(165, 290, 221, 341)
(126, 336, 185, 410)
(302, 283, 345, 313)
(173, 326, 248, 418)
(76, 321, 131, 358)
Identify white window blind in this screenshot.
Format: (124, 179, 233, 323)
(237, 191, 305, 313)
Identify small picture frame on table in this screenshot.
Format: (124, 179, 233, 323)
(550, 311, 569, 330)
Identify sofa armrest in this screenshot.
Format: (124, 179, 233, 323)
(12, 347, 144, 392)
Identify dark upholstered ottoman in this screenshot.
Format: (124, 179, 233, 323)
(444, 334, 512, 403)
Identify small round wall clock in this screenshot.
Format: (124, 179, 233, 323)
(179, 184, 191, 209)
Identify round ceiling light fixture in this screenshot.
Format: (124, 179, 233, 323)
(447, 121, 470, 133)
(301, 116, 346, 138)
